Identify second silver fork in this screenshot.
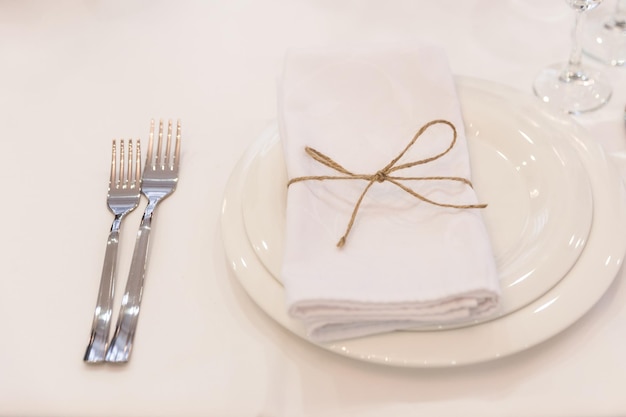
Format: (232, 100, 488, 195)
(84, 139, 141, 363)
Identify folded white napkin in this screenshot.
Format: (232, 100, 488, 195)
(278, 45, 500, 343)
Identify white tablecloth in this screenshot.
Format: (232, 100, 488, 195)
(0, 1, 625, 416)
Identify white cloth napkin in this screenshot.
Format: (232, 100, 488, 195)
(278, 45, 500, 343)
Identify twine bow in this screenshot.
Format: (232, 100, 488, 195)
(287, 119, 487, 248)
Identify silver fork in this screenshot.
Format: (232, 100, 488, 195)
(105, 119, 181, 363)
(84, 139, 141, 363)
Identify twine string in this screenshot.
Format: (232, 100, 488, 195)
(287, 119, 487, 248)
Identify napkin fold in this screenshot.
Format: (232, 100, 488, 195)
(278, 44, 500, 343)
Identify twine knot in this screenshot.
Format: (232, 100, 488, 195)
(373, 170, 388, 183)
(287, 119, 486, 248)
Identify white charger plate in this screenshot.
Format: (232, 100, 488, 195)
(220, 77, 626, 367)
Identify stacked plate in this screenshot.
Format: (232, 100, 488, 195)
(220, 77, 626, 367)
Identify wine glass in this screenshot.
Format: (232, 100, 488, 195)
(582, 0, 626, 66)
(533, 0, 612, 114)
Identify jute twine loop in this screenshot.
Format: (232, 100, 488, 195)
(287, 119, 487, 248)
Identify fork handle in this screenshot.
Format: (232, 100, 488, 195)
(84, 222, 121, 363)
(105, 205, 155, 363)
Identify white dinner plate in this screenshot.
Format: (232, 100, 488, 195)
(240, 85, 594, 319)
(220, 77, 626, 367)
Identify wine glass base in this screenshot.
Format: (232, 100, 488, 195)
(533, 63, 612, 114)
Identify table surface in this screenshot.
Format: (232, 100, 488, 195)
(1, 1, 626, 416)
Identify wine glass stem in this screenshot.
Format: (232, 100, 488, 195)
(568, 10, 585, 70)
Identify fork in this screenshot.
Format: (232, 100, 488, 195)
(84, 139, 141, 363)
(105, 119, 181, 363)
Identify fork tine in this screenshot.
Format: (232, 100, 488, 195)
(156, 119, 164, 168)
(174, 119, 181, 171)
(134, 139, 141, 187)
(147, 120, 155, 169)
(125, 139, 132, 187)
(120, 139, 127, 188)
(120, 139, 132, 188)
(110, 140, 117, 187)
(165, 119, 172, 168)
